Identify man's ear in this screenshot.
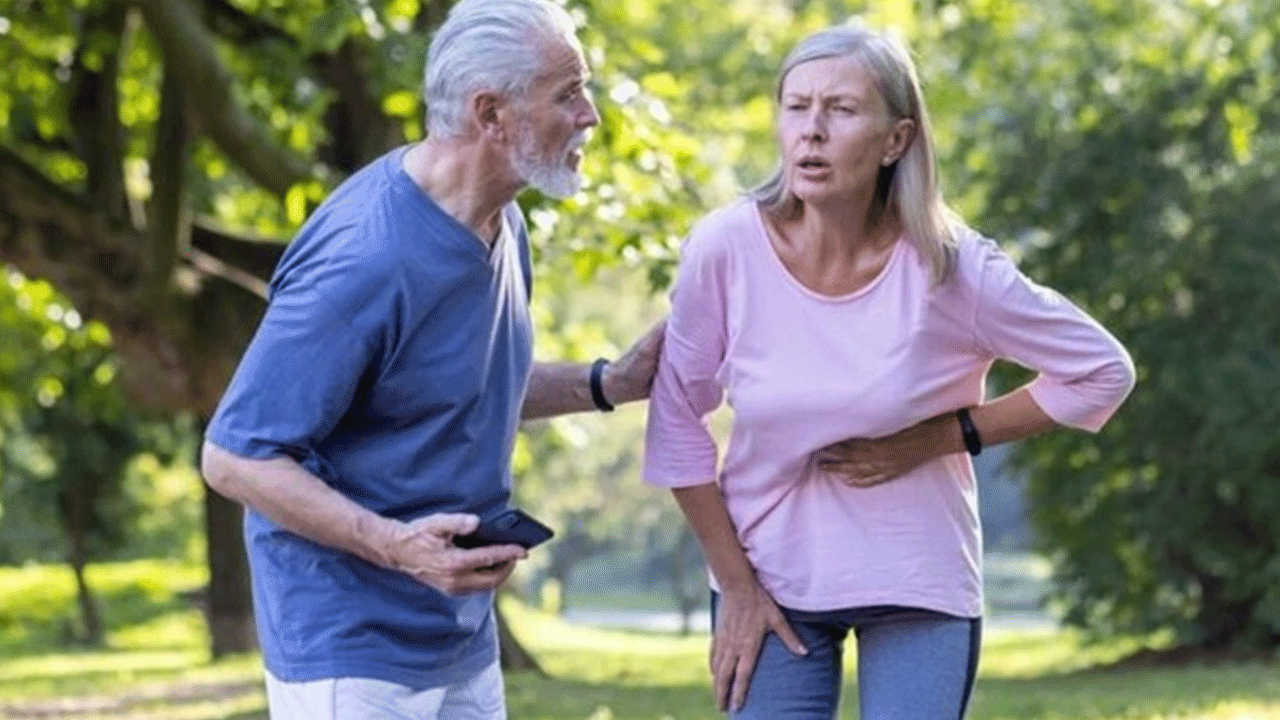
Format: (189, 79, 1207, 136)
(472, 91, 510, 143)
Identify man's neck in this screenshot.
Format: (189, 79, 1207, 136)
(402, 139, 522, 246)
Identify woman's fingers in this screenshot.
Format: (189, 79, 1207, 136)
(712, 640, 738, 711)
(710, 603, 809, 712)
(712, 630, 764, 712)
(712, 614, 762, 710)
(770, 613, 809, 657)
(729, 640, 762, 712)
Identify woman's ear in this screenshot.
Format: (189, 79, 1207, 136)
(882, 118, 916, 166)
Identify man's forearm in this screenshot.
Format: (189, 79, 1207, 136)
(201, 441, 400, 569)
(522, 320, 665, 420)
(521, 361, 599, 420)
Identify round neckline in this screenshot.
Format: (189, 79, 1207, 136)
(749, 202, 905, 303)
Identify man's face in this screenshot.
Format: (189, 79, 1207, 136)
(509, 39, 599, 198)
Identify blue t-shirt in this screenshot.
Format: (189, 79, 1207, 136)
(205, 146, 534, 689)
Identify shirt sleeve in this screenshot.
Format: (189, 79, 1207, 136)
(205, 254, 385, 461)
(970, 235, 1136, 432)
(643, 224, 730, 488)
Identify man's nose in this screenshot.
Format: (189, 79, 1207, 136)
(578, 95, 601, 129)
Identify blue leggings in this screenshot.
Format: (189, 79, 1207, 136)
(712, 597, 982, 720)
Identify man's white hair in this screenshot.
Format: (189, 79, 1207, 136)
(424, 0, 581, 139)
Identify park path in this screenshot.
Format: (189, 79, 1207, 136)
(0, 679, 261, 719)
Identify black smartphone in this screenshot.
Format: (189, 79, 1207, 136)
(454, 508, 555, 549)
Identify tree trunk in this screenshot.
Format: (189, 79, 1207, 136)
(547, 568, 570, 614)
(69, 557, 104, 647)
(204, 487, 257, 657)
(62, 489, 104, 647)
(496, 602, 545, 676)
(669, 528, 702, 637)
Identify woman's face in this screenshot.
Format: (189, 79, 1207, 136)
(775, 55, 912, 209)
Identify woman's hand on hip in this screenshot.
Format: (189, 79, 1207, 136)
(712, 584, 807, 712)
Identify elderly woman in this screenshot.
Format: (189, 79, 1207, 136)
(643, 24, 1135, 720)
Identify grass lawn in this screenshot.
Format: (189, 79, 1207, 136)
(0, 562, 1278, 719)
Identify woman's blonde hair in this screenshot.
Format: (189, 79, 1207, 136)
(751, 25, 958, 284)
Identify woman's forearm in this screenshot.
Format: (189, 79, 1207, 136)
(671, 483, 758, 594)
(968, 385, 1058, 448)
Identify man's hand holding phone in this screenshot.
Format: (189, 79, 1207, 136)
(454, 508, 555, 549)
(383, 512, 528, 595)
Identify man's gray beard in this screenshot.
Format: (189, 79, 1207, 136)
(512, 125, 583, 199)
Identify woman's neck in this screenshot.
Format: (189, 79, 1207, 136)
(763, 198, 901, 296)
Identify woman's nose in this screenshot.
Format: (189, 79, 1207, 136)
(801, 109, 826, 141)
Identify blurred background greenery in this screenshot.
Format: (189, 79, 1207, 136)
(0, 0, 1278, 715)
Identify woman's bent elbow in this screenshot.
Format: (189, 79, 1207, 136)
(1109, 351, 1138, 404)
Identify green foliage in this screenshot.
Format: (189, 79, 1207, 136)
(936, 0, 1280, 649)
(511, 269, 676, 603)
(0, 270, 200, 566)
(0, 270, 133, 561)
(550, 0, 918, 287)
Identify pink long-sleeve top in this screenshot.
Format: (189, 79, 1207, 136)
(643, 199, 1135, 618)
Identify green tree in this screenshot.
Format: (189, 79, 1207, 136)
(1, 0, 334, 656)
(937, 0, 1280, 651)
(0, 270, 146, 645)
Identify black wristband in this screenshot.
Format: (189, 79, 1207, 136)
(956, 407, 982, 456)
(589, 357, 614, 412)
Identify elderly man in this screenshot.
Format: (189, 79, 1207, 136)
(200, 0, 660, 717)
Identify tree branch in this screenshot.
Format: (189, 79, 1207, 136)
(415, 0, 456, 33)
(0, 145, 274, 414)
(314, 38, 406, 173)
(188, 220, 286, 286)
(0, 145, 277, 337)
(0, 146, 141, 320)
(132, 0, 313, 197)
(68, 3, 131, 224)
(146, 63, 190, 303)
(202, 0, 298, 46)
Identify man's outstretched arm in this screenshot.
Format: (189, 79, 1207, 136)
(521, 319, 665, 420)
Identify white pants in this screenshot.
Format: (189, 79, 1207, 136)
(264, 662, 506, 720)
